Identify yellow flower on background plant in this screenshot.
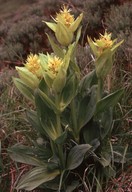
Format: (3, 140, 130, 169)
(44, 5, 83, 46)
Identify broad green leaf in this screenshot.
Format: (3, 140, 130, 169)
(35, 92, 59, 140)
(16, 166, 60, 190)
(39, 78, 49, 94)
(54, 130, 67, 145)
(79, 70, 98, 94)
(46, 34, 64, 58)
(8, 145, 46, 166)
(100, 108, 113, 139)
(26, 110, 47, 136)
(13, 78, 34, 102)
(52, 67, 66, 93)
(59, 74, 78, 111)
(66, 144, 92, 170)
(78, 85, 97, 129)
(37, 89, 59, 113)
(82, 121, 100, 144)
(95, 89, 124, 114)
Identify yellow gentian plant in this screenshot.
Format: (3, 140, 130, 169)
(9, 5, 126, 192)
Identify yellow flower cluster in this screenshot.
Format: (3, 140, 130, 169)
(25, 54, 42, 78)
(93, 32, 115, 55)
(48, 56, 63, 77)
(55, 5, 74, 27)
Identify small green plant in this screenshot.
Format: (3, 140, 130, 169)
(8, 5, 128, 192)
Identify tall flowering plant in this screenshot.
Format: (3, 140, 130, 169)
(8, 5, 125, 191)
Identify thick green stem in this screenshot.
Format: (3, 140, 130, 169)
(97, 78, 103, 102)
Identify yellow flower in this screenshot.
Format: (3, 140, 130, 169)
(45, 5, 83, 46)
(88, 31, 123, 78)
(48, 55, 63, 77)
(25, 54, 42, 78)
(94, 32, 113, 48)
(55, 5, 75, 28)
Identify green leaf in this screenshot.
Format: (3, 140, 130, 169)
(26, 110, 47, 137)
(83, 121, 100, 144)
(55, 22, 73, 46)
(75, 26, 82, 44)
(37, 89, 59, 114)
(47, 155, 60, 171)
(16, 166, 60, 190)
(16, 67, 39, 89)
(8, 145, 46, 166)
(70, 13, 83, 32)
(87, 37, 98, 57)
(100, 108, 113, 139)
(44, 21, 57, 32)
(52, 67, 66, 94)
(95, 49, 113, 78)
(66, 144, 92, 170)
(54, 130, 67, 144)
(13, 78, 34, 102)
(46, 34, 64, 58)
(95, 89, 124, 114)
(111, 40, 124, 53)
(39, 78, 49, 94)
(78, 85, 97, 129)
(79, 70, 98, 94)
(60, 74, 78, 111)
(35, 91, 59, 140)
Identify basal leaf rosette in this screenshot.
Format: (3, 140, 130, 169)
(88, 31, 123, 78)
(45, 5, 83, 46)
(13, 54, 43, 101)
